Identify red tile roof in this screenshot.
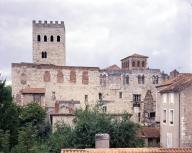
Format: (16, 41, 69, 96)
(61, 148, 192, 153)
(157, 73, 192, 93)
(21, 88, 46, 94)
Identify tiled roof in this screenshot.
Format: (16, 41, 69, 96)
(105, 64, 121, 70)
(21, 88, 45, 94)
(121, 53, 148, 61)
(139, 127, 160, 138)
(157, 73, 192, 93)
(61, 148, 192, 153)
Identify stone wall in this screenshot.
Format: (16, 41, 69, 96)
(12, 62, 161, 124)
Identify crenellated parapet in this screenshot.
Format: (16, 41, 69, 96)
(32, 20, 64, 28)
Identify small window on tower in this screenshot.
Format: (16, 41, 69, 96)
(41, 52, 47, 58)
(57, 36, 60, 42)
(132, 61, 135, 67)
(142, 61, 145, 67)
(37, 35, 41, 42)
(50, 35, 54, 42)
(44, 35, 47, 42)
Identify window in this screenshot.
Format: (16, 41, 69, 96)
(102, 106, 107, 113)
(57, 70, 64, 83)
(41, 52, 47, 58)
(169, 109, 174, 125)
(44, 35, 47, 42)
(37, 35, 41, 42)
(43, 71, 51, 82)
(99, 93, 102, 101)
(50, 35, 54, 42)
(132, 61, 135, 67)
(163, 109, 166, 123)
(123, 74, 129, 85)
(138, 75, 145, 84)
(163, 94, 167, 103)
(149, 112, 155, 118)
(33, 94, 41, 103)
(142, 61, 145, 67)
(137, 61, 140, 67)
(133, 94, 141, 102)
(152, 75, 159, 84)
(100, 73, 107, 86)
(57, 35, 60, 42)
(85, 95, 88, 102)
(170, 93, 174, 104)
(52, 91, 56, 100)
(119, 92, 122, 98)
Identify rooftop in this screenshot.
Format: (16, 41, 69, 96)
(61, 148, 192, 153)
(157, 73, 192, 93)
(121, 53, 149, 61)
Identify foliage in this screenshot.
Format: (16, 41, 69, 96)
(48, 108, 144, 153)
(19, 103, 46, 126)
(0, 80, 19, 148)
(0, 130, 10, 153)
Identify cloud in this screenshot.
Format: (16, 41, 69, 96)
(0, 0, 191, 83)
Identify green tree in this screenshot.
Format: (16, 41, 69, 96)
(0, 79, 19, 148)
(0, 130, 10, 153)
(48, 108, 143, 153)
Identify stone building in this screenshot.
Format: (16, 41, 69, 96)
(157, 74, 192, 147)
(12, 20, 164, 127)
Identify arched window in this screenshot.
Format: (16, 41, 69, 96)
(50, 35, 54, 42)
(57, 36, 60, 42)
(70, 70, 76, 83)
(44, 35, 47, 42)
(37, 35, 41, 42)
(142, 61, 145, 67)
(41, 52, 47, 58)
(137, 61, 140, 67)
(132, 61, 135, 67)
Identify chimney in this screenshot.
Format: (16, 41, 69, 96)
(95, 133, 110, 148)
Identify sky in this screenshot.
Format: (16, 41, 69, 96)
(0, 0, 192, 84)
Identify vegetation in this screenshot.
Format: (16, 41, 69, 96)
(0, 78, 143, 153)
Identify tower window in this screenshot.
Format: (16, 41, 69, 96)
(44, 35, 47, 42)
(119, 92, 122, 98)
(41, 52, 47, 58)
(142, 61, 145, 67)
(123, 74, 129, 85)
(132, 61, 135, 67)
(99, 93, 102, 101)
(57, 36, 60, 42)
(37, 35, 41, 42)
(50, 35, 54, 42)
(138, 75, 145, 84)
(137, 61, 140, 67)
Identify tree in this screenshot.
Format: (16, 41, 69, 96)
(0, 79, 19, 148)
(48, 108, 144, 153)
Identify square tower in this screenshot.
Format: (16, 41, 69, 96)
(121, 53, 148, 70)
(32, 20, 66, 66)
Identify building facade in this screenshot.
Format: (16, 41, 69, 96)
(12, 20, 164, 126)
(157, 74, 192, 147)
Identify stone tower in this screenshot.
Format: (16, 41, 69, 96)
(32, 20, 66, 66)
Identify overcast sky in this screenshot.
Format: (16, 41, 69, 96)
(0, 0, 192, 83)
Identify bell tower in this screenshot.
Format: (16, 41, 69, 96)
(32, 20, 66, 66)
